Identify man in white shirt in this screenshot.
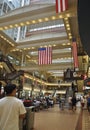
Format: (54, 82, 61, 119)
(0, 84, 26, 130)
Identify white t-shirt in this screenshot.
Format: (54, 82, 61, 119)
(0, 96, 26, 130)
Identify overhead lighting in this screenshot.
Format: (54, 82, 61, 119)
(15, 24, 19, 27)
(67, 27, 70, 30)
(66, 24, 70, 27)
(65, 21, 69, 24)
(62, 43, 66, 46)
(4, 26, 8, 29)
(64, 17, 68, 20)
(69, 36, 72, 39)
(0, 28, 3, 30)
(59, 15, 63, 18)
(11, 43, 14, 47)
(53, 44, 56, 47)
(26, 21, 30, 25)
(3, 37, 6, 40)
(20, 23, 24, 26)
(32, 20, 36, 23)
(0, 35, 4, 38)
(32, 47, 35, 49)
(9, 25, 13, 28)
(0, 35, 14, 46)
(0, 64, 3, 68)
(19, 50, 22, 52)
(23, 48, 27, 50)
(44, 45, 47, 47)
(68, 33, 72, 36)
(6, 39, 9, 42)
(67, 43, 71, 45)
(45, 17, 49, 21)
(51, 16, 56, 20)
(38, 19, 42, 22)
(66, 14, 70, 17)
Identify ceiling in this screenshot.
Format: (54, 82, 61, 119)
(0, 0, 81, 82)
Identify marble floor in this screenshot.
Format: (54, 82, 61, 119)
(82, 110, 90, 130)
(33, 105, 81, 130)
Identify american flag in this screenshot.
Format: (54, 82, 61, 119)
(56, 0, 68, 13)
(72, 38, 79, 68)
(38, 47, 52, 65)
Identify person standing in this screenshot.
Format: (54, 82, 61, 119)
(59, 96, 65, 110)
(87, 92, 90, 113)
(0, 84, 26, 130)
(71, 94, 77, 112)
(68, 96, 72, 110)
(80, 96, 85, 110)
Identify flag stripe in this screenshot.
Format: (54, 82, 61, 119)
(65, 0, 68, 10)
(56, 0, 68, 13)
(48, 47, 52, 65)
(72, 39, 79, 68)
(38, 47, 52, 65)
(62, 0, 66, 11)
(56, 0, 58, 13)
(58, 0, 62, 13)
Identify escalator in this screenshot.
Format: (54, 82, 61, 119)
(0, 53, 16, 72)
(0, 53, 24, 83)
(5, 70, 24, 81)
(64, 87, 73, 108)
(52, 89, 57, 97)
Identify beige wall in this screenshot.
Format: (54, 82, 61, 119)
(77, 80, 84, 92)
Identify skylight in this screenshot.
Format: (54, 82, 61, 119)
(30, 24, 64, 32)
(52, 58, 73, 64)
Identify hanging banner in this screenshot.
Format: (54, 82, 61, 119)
(72, 38, 79, 68)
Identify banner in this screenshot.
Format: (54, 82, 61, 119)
(38, 47, 52, 65)
(72, 38, 79, 68)
(56, 0, 68, 13)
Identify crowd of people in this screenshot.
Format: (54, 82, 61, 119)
(80, 92, 90, 113)
(59, 94, 77, 111)
(23, 96, 54, 111)
(1, 82, 90, 130)
(59, 92, 90, 113)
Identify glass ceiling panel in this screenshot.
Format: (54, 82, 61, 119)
(3, 19, 65, 42)
(27, 19, 64, 32)
(30, 0, 55, 4)
(52, 58, 73, 64)
(0, 0, 55, 16)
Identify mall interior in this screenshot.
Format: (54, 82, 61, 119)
(0, 0, 90, 130)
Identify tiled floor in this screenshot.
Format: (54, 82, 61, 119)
(82, 110, 90, 130)
(33, 105, 81, 130)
